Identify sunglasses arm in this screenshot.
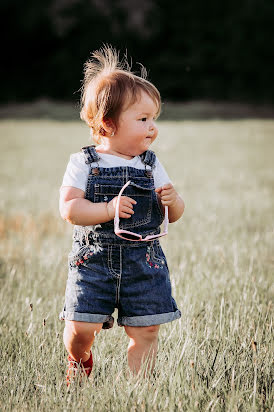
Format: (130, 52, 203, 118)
(163, 206, 169, 231)
(114, 180, 131, 230)
(114, 180, 169, 238)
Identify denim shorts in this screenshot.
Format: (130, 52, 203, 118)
(59, 239, 181, 328)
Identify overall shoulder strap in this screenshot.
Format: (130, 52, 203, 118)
(81, 145, 100, 164)
(140, 150, 157, 168)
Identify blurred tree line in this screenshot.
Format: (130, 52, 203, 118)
(1, 0, 274, 103)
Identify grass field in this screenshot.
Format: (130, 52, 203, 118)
(0, 113, 273, 411)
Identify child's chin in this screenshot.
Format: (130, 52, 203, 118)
(145, 139, 152, 148)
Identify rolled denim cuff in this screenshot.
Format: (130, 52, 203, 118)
(117, 309, 181, 327)
(59, 310, 114, 327)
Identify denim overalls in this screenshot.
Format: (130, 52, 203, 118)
(59, 146, 181, 328)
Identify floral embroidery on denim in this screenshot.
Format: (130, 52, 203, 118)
(69, 223, 104, 268)
(145, 246, 164, 269)
(68, 242, 102, 268)
(75, 251, 94, 266)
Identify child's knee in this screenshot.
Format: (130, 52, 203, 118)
(64, 320, 102, 341)
(142, 325, 160, 337)
(125, 325, 160, 343)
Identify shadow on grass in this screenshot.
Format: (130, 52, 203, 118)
(0, 99, 273, 121)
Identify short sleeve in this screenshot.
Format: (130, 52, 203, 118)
(60, 152, 89, 192)
(153, 157, 172, 188)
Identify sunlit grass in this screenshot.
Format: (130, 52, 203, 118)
(0, 118, 273, 411)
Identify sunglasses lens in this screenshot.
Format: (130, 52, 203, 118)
(120, 233, 140, 241)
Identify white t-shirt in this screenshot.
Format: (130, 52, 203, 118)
(61, 151, 171, 192)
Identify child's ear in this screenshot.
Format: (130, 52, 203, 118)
(102, 118, 116, 136)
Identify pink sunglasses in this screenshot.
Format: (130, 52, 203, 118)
(114, 180, 169, 241)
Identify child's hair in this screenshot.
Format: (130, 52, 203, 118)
(80, 45, 161, 144)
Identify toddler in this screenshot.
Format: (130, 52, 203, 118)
(59, 46, 185, 384)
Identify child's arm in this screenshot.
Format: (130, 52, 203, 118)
(59, 186, 136, 225)
(155, 184, 185, 223)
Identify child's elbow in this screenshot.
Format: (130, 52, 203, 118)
(59, 201, 74, 224)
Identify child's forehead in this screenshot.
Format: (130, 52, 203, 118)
(124, 90, 158, 113)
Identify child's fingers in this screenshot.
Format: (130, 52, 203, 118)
(161, 189, 172, 197)
(157, 184, 173, 197)
(120, 200, 133, 209)
(120, 211, 133, 218)
(160, 196, 177, 206)
(161, 186, 175, 196)
(120, 197, 136, 209)
(121, 205, 134, 215)
(120, 202, 134, 218)
(119, 197, 136, 218)
(160, 198, 173, 206)
(160, 190, 178, 206)
(161, 191, 173, 200)
(161, 183, 173, 191)
(161, 190, 174, 199)
(122, 196, 137, 205)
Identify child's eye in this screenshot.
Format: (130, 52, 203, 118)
(140, 117, 147, 122)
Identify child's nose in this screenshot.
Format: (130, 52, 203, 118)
(149, 121, 157, 131)
(151, 123, 158, 136)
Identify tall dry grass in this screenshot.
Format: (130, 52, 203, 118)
(0, 118, 273, 411)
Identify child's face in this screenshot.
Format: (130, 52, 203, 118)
(108, 90, 158, 158)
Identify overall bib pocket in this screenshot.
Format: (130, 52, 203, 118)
(93, 182, 153, 229)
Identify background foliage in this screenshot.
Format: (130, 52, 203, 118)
(2, 0, 274, 103)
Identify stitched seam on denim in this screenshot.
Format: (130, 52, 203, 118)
(94, 192, 150, 197)
(116, 278, 120, 306)
(115, 246, 122, 306)
(121, 172, 153, 229)
(150, 243, 164, 264)
(87, 175, 151, 178)
(121, 216, 150, 229)
(89, 242, 154, 247)
(93, 183, 100, 203)
(130, 183, 153, 190)
(122, 195, 152, 229)
(107, 245, 116, 277)
(107, 245, 120, 278)
(154, 190, 165, 219)
(118, 311, 181, 325)
(95, 192, 150, 196)
(85, 176, 91, 199)
(93, 183, 152, 197)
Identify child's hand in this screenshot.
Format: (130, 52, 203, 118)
(155, 183, 178, 207)
(107, 196, 136, 220)
(155, 183, 185, 223)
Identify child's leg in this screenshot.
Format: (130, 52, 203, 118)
(124, 325, 160, 375)
(64, 320, 103, 362)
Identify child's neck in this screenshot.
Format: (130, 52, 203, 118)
(96, 144, 134, 160)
